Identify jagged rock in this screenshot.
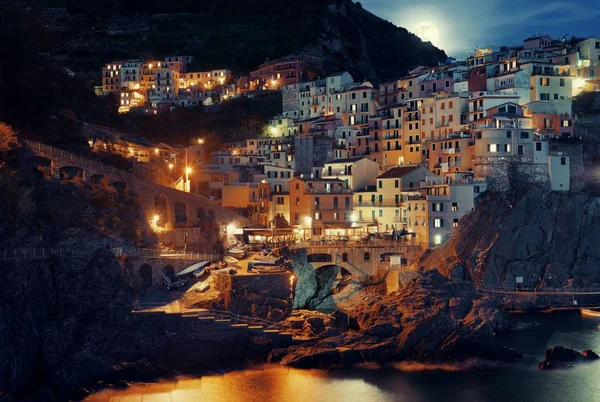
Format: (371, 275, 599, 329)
(269, 270, 520, 368)
(421, 188, 600, 307)
(538, 346, 600, 369)
(267, 307, 286, 322)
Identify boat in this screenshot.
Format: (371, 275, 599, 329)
(193, 267, 208, 278)
(162, 271, 188, 290)
(253, 265, 286, 274)
(223, 255, 240, 266)
(581, 308, 600, 318)
(195, 281, 210, 293)
(176, 261, 210, 277)
(227, 247, 246, 259)
(253, 254, 278, 263)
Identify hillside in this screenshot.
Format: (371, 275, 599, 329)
(420, 188, 600, 291)
(5, 0, 446, 82)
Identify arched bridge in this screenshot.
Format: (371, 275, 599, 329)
(23, 139, 249, 229)
(289, 240, 421, 279)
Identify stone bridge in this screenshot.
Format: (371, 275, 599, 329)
(288, 241, 421, 279)
(120, 249, 223, 289)
(23, 139, 249, 230)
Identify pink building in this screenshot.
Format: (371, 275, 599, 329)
(250, 54, 323, 91)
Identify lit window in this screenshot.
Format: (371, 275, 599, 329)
(453, 218, 459, 227)
(434, 218, 443, 228)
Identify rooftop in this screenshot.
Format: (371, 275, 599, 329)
(377, 166, 421, 179)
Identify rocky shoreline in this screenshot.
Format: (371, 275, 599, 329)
(265, 270, 521, 368)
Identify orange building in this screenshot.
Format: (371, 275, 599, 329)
(288, 177, 355, 240)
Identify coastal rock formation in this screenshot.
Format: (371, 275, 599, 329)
(420, 187, 600, 291)
(268, 270, 520, 368)
(538, 346, 599, 369)
(0, 247, 293, 400)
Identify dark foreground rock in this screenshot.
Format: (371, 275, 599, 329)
(538, 346, 600, 370)
(268, 270, 521, 368)
(0, 248, 291, 400)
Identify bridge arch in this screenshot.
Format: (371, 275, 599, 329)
(312, 262, 367, 279)
(59, 165, 85, 181)
(139, 263, 153, 287)
(162, 264, 175, 281)
(112, 180, 129, 192)
(90, 173, 108, 186)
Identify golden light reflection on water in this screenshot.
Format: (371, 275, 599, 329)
(84, 366, 392, 402)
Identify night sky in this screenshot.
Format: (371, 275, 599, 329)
(361, 0, 600, 58)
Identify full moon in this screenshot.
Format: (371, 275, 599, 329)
(413, 21, 440, 45)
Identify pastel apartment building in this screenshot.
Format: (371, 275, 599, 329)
(250, 54, 323, 91)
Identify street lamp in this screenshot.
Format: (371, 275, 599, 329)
(185, 166, 192, 192)
(198, 138, 204, 145)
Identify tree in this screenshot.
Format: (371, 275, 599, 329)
(0, 122, 17, 154)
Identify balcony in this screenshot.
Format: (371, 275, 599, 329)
(356, 201, 400, 208)
(443, 147, 461, 154)
(305, 188, 352, 194)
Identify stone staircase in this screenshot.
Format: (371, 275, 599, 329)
(133, 307, 295, 343)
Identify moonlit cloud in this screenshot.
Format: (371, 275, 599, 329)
(360, 0, 600, 58)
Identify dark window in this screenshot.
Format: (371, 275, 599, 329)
(561, 157, 566, 165)
(364, 252, 370, 262)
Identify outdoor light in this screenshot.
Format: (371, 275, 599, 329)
(350, 214, 358, 222)
(304, 216, 312, 226)
(185, 167, 192, 175)
(154, 148, 159, 155)
(168, 163, 174, 170)
(152, 214, 159, 225)
(198, 138, 204, 145)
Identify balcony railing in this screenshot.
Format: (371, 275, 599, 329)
(305, 188, 352, 194)
(443, 147, 461, 154)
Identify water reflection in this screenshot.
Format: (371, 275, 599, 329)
(86, 312, 600, 402)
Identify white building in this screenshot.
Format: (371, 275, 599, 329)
(321, 156, 380, 191)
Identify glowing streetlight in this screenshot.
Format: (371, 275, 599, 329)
(168, 163, 174, 170)
(185, 166, 192, 175)
(154, 148, 159, 155)
(197, 138, 204, 145)
(152, 214, 159, 225)
(304, 216, 312, 226)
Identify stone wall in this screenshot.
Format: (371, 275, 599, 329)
(157, 227, 225, 252)
(214, 273, 294, 321)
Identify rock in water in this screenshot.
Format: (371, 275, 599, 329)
(538, 346, 600, 369)
(270, 270, 521, 367)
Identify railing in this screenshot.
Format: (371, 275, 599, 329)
(24, 139, 136, 182)
(291, 240, 420, 249)
(0, 248, 71, 260)
(123, 247, 223, 261)
(451, 278, 600, 296)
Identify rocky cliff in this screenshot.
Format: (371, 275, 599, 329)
(267, 270, 520, 368)
(421, 187, 600, 290)
(0, 249, 292, 400)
